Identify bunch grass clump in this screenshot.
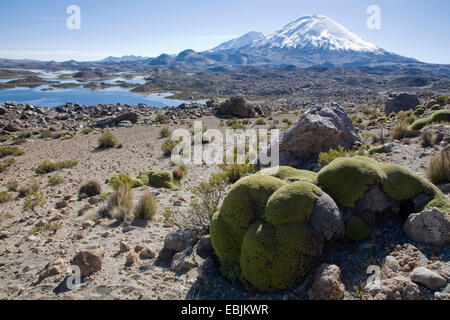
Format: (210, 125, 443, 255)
(133, 192, 158, 220)
(107, 186, 134, 221)
(391, 121, 410, 140)
(426, 151, 450, 185)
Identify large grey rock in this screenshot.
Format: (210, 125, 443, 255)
(217, 96, 260, 118)
(308, 264, 345, 300)
(404, 208, 450, 246)
(354, 185, 400, 226)
(410, 267, 446, 291)
(164, 228, 200, 253)
(170, 248, 199, 272)
(278, 103, 360, 165)
(308, 193, 344, 243)
(385, 93, 419, 114)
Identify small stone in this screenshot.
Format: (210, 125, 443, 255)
(125, 252, 138, 266)
(119, 241, 131, 253)
(82, 220, 95, 229)
(139, 247, 155, 260)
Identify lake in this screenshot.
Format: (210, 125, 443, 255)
(0, 69, 195, 107)
(0, 85, 194, 108)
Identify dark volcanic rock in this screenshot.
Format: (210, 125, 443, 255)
(217, 96, 260, 118)
(385, 93, 420, 114)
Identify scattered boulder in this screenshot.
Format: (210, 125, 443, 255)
(3, 122, 22, 132)
(170, 248, 199, 272)
(385, 93, 420, 114)
(217, 96, 259, 118)
(164, 228, 200, 253)
(308, 264, 345, 300)
(404, 208, 450, 246)
(410, 267, 446, 291)
(70, 249, 104, 277)
(278, 103, 360, 165)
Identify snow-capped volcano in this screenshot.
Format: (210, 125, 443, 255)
(256, 15, 382, 53)
(211, 31, 265, 52)
(154, 14, 417, 69)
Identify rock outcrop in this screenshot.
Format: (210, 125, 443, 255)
(278, 103, 360, 166)
(385, 93, 420, 114)
(216, 96, 261, 118)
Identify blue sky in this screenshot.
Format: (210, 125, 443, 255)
(0, 0, 449, 63)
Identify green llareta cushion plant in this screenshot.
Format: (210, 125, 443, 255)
(409, 110, 450, 130)
(317, 156, 386, 208)
(211, 175, 334, 292)
(137, 169, 182, 190)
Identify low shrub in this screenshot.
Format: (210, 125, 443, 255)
(98, 132, 118, 149)
(35, 160, 78, 174)
(160, 127, 171, 138)
(48, 175, 64, 186)
(155, 114, 170, 124)
(0, 146, 24, 158)
(172, 164, 188, 180)
(0, 157, 16, 173)
(23, 191, 47, 210)
(81, 127, 94, 134)
(0, 191, 14, 203)
(318, 146, 347, 167)
(6, 179, 19, 192)
(79, 180, 102, 199)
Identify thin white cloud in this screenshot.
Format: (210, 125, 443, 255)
(0, 49, 111, 62)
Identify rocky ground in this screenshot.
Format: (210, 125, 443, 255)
(0, 94, 449, 300)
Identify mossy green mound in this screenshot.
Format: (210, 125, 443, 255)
(345, 217, 371, 242)
(258, 166, 317, 184)
(263, 182, 322, 225)
(109, 173, 144, 190)
(240, 221, 318, 291)
(380, 163, 441, 201)
(137, 169, 182, 190)
(211, 174, 325, 291)
(317, 156, 386, 208)
(410, 110, 450, 130)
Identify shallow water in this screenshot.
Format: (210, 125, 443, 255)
(0, 85, 193, 108)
